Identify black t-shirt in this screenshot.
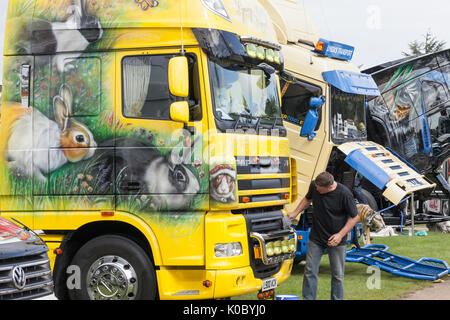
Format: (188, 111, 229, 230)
(305, 181, 358, 248)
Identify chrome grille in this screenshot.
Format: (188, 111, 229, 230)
(0, 249, 53, 300)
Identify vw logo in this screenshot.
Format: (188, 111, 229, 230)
(11, 266, 26, 290)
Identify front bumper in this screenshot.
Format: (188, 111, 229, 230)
(250, 228, 297, 265)
(157, 259, 294, 300)
(157, 210, 297, 299)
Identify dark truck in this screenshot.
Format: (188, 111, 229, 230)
(364, 49, 450, 226)
(0, 216, 53, 300)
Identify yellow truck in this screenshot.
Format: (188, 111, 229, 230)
(259, 0, 435, 214)
(0, 0, 297, 300)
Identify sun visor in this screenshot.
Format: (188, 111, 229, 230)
(322, 70, 380, 96)
(338, 141, 436, 205)
(192, 28, 284, 72)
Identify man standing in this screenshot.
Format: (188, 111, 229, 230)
(289, 172, 359, 300)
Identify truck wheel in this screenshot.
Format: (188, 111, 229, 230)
(361, 188, 378, 211)
(68, 235, 157, 300)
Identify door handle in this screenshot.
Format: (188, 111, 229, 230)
(119, 181, 141, 192)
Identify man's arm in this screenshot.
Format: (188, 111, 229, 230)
(288, 196, 312, 221)
(328, 214, 360, 247)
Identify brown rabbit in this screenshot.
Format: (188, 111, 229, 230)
(7, 84, 97, 181)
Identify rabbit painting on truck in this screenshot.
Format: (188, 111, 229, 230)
(91, 137, 201, 210)
(6, 84, 97, 181)
(28, 0, 103, 73)
(0, 0, 219, 215)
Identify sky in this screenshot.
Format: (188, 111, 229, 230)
(0, 0, 449, 83)
(302, 0, 450, 69)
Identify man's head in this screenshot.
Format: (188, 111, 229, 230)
(314, 172, 335, 194)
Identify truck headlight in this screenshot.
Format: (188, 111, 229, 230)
(266, 241, 274, 256)
(246, 43, 257, 59)
(273, 240, 282, 255)
(256, 46, 266, 60)
(215, 242, 243, 257)
(273, 50, 281, 64)
(281, 239, 289, 253)
(265, 49, 275, 63)
(288, 238, 297, 253)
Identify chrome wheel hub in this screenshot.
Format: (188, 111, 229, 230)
(87, 255, 138, 300)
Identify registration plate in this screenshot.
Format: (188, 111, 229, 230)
(261, 277, 277, 292)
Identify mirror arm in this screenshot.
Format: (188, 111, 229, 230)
(184, 123, 196, 135)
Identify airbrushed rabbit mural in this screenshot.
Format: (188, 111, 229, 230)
(0, 0, 214, 217)
(91, 137, 202, 210)
(6, 84, 97, 181)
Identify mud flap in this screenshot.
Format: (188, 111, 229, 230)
(338, 141, 435, 205)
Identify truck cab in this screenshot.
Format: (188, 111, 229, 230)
(364, 50, 450, 223)
(0, 0, 297, 300)
(258, 0, 435, 215)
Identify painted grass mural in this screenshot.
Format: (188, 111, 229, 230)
(0, 0, 213, 236)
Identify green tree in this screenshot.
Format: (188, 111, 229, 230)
(402, 30, 447, 57)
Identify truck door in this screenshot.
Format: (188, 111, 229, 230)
(114, 48, 209, 211)
(280, 75, 327, 201)
(114, 48, 209, 265)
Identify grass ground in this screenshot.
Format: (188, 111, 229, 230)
(234, 231, 450, 300)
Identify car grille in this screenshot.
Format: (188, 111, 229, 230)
(0, 249, 53, 300)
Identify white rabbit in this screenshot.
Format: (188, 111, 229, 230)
(30, 0, 103, 73)
(92, 137, 201, 210)
(7, 84, 97, 181)
(144, 140, 201, 209)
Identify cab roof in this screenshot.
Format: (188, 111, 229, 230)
(4, 0, 278, 55)
(258, 0, 320, 46)
(281, 44, 360, 83)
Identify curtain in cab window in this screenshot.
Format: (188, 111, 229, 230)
(123, 56, 152, 118)
(122, 54, 202, 121)
(122, 55, 175, 120)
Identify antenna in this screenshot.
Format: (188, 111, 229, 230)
(180, 0, 185, 55)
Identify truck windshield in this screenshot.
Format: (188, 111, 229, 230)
(209, 59, 283, 132)
(330, 87, 367, 143)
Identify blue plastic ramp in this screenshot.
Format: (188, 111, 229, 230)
(346, 244, 450, 280)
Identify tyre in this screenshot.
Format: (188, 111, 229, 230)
(68, 235, 157, 300)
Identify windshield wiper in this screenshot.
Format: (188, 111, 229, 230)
(257, 115, 282, 132)
(230, 112, 258, 130)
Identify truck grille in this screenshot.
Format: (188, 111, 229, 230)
(235, 156, 291, 205)
(241, 208, 287, 279)
(0, 249, 53, 300)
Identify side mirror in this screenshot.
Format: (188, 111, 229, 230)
(170, 101, 189, 124)
(300, 95, 325, 140)
(168, 56, 189, 97)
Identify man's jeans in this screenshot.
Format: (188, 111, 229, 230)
(302, 240, 346, 300)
